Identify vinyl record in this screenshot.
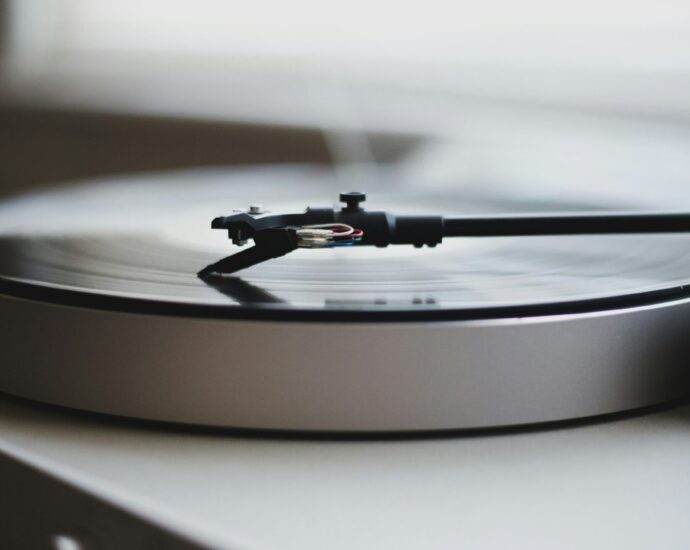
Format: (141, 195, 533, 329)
(1, 165, 690, 321)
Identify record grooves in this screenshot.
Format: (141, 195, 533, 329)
(2, 275, 690, 323)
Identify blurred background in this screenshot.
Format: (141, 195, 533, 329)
(1, 0, 689, 205)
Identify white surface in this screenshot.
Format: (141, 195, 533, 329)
(0, 396, 689, 550)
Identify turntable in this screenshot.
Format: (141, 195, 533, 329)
(1, 165, 690, 432)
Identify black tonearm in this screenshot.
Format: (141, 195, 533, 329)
(198, 192, 690, 277)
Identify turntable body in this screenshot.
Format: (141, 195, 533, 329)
(2, 168, 690, 430)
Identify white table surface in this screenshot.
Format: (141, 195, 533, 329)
(1, 395, 689, 550)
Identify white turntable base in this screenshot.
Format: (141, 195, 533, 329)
(1, 291, 690, 431)
(1, 395, 689, 549)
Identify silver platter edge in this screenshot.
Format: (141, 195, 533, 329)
(1, 293, 689, 432)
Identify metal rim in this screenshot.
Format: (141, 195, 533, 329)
(2, 292, 689, 431)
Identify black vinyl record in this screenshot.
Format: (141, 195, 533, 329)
(2, 165, 690, 321)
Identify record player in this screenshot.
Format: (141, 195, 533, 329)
(2, 163, 690, 432)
